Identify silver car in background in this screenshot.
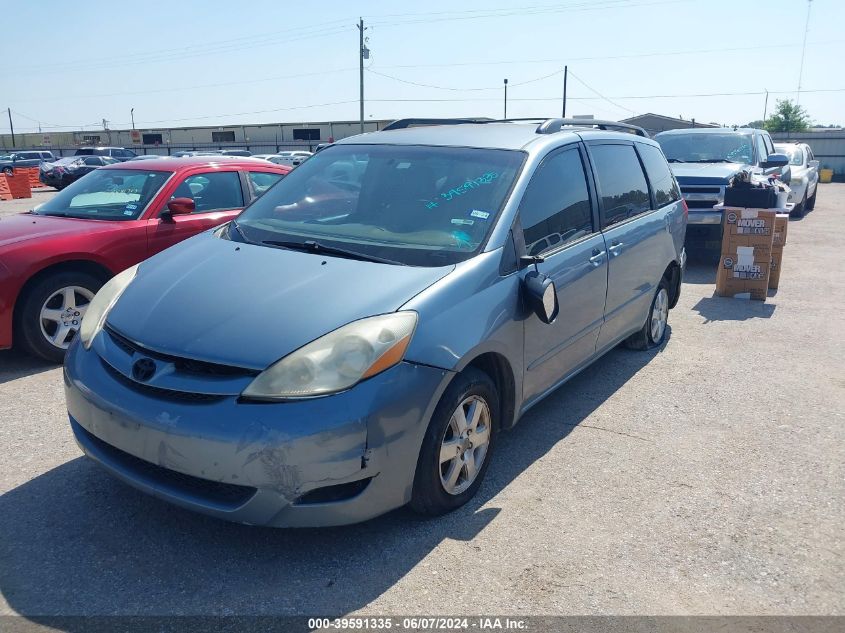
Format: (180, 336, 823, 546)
(775, 142, 820, 217)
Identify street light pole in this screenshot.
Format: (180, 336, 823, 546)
(131, 108, 135, 129)
(503, 78, 508, 119)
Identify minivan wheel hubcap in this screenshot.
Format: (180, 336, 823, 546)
(439, 396, 492, 495)
(651, 288, 669, 342)
(39, 286, 94, 349)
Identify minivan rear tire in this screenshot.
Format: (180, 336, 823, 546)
(410, 368, 498, 516)
(625, 279, 670, 350)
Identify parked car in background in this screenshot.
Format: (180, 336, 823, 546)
(0, 157, 290, 362)
(272, 151, 312, 166)
(62, 118, 686, 527)
(39, 155, 119, 189)
(128, 154, 167, 161)
(218, 149, 252, 157)
(171, 150, 223, 158)
(253, 151, 312, 167)
(775, 142, 819, 217)
(655, 127, 789, 250)
(74, 147, 137, 162)
(0, 150, 57, 173)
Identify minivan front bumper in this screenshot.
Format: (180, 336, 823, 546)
(64, 340, 451, 527)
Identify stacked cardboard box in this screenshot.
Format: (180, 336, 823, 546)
(715, 207, 776, 301)
(769, 213, 789, 290)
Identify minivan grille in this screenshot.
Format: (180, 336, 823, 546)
(101, 359, 226, 403)
(105, 327, 258, 378)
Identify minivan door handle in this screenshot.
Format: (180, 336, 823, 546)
(608, 241, 624, 256)
(589, 249, 605, 266)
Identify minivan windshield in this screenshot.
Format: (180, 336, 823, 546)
(233, 144, 524, 266)
(34, 169, 172, 220)
(656, 133, 754, 164)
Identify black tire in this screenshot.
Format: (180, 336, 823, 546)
(17, 271, 104, 363)
(791, 193, 807, 218)
(2, 166, 12, 176)
(410, 367, 499, 516)
(625, 278, 671, 351)
(806, 187, 817, 211)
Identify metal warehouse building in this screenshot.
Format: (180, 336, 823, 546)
(0, 119, 393, 155)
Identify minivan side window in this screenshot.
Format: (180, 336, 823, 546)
(637, 144, 680, 208)
(519, 147, 593, 256)
(590, 144, 651, 227)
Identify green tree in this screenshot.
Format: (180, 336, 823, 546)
(764, 100, 811, 133)
(744, 119, 766, 129)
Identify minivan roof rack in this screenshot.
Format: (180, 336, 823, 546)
(533, 118, 648, 137)
(381, 118, 493, 130)
(381, 117, 648, 137)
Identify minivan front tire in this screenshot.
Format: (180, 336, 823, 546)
(410, 368, 498, 516)
(625, 279, 670, 350)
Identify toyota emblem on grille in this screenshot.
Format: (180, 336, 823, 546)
(132, 358, 157, 382)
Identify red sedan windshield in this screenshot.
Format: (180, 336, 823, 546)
(35, 169, 172, 220)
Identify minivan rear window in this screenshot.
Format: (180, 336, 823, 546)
(637, 144, 681, 208)
(590, 144, 651, 227)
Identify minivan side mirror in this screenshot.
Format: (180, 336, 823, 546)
(523, 268, 559, 324)
(762, 153, 789, 168)
(161, 197, 195, 221)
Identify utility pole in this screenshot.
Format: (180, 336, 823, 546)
(131, 108, 135, 129)
(763, 90, 769, 122)
(503, 78, 508, 119)
(358, 18, 366, 134)
(7, 108, 15, 148)
(562, 66, 568, 118)
(797, 0, 812, 104)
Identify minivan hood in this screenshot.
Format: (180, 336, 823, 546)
(670, 162, 746, 184)
(0, 213, 122, 249)
(106, 232, 455, 369)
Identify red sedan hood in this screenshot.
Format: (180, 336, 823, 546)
(0, 214, 126, 249)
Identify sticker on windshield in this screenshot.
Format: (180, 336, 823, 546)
(451, 218, 474, 226)
(440, 172, 499, 202)
(123, 210, 134, 216)
(423, 174, 499, 210)
(125, 203, 138, 211)
(470, 209, 491, 219)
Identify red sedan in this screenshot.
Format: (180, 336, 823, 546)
(0, 156, 290, 361)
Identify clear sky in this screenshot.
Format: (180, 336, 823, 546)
(4, 0, 844, 133)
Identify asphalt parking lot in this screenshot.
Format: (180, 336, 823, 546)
(0, 186, 843, 617)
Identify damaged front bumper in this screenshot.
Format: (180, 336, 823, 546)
(64, 339, 451, 527)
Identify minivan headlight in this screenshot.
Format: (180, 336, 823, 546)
(242, 312, 418, 400)
(79, 264, 139, 349)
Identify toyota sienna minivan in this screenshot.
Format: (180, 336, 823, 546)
(64, 118, 687, 527)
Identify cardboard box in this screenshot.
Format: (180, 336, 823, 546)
(721, 207, 777, 246)
(769, 248, 784, 290)
(773, 213, 789, 248)
(716, 243, 773, 301)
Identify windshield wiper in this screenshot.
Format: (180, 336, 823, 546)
(689, 159, 732, 163)
(228, 220, 253, 244)
(667, 158, 686, 163)
(261, 239, 407, 266)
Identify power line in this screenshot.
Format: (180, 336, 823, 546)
(367, 0, 691, 26)
(365, 68, 565, 92)
(373, 40, 842, 70)
(0, 24, 352, 78)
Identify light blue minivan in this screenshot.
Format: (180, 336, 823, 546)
(64, 118, 687, 527)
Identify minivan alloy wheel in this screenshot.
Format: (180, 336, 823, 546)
(650, 287, 669, 343)
(39, 286, 94, 349)
(439, 395, 492, 495)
